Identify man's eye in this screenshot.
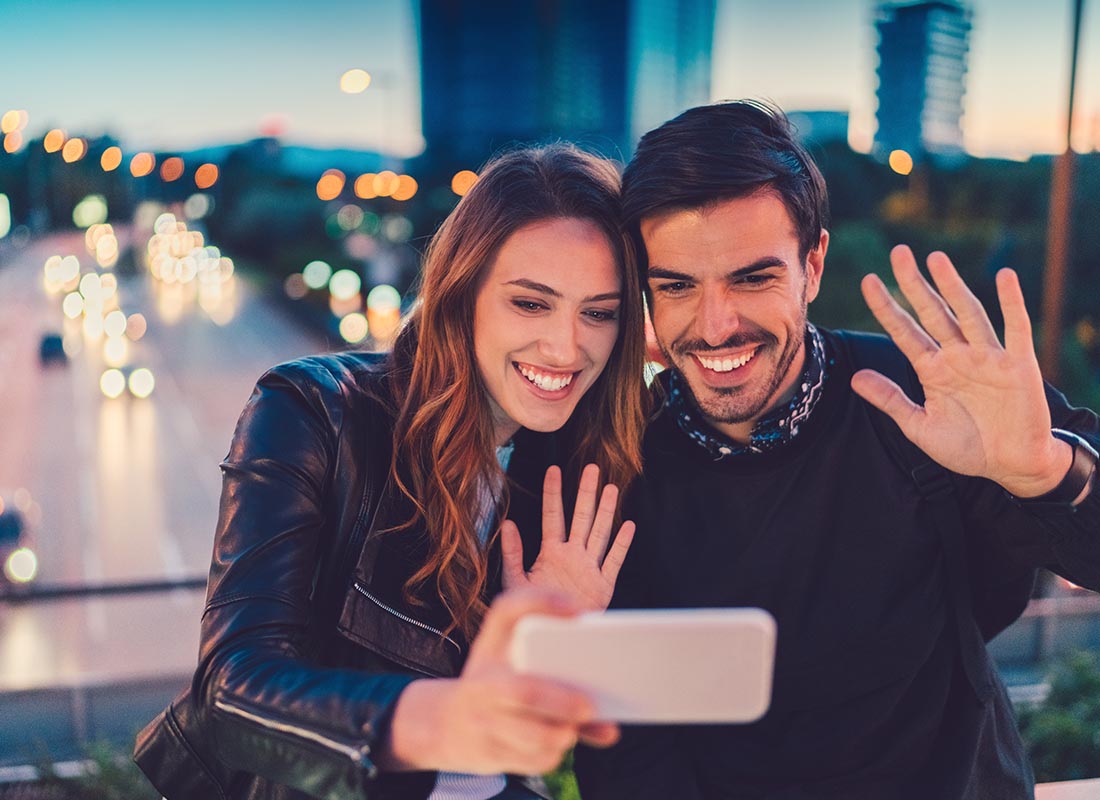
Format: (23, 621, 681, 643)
(656, 281, 690, 294)
(738, 274, 772, 286)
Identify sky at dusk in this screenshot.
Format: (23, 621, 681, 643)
(1, 0, 1097, 160)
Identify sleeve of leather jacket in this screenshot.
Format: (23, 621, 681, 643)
(193, 360, 417, 800)
(960, 383, 1100, 592)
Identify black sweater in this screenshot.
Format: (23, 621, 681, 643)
(575, 329, 1100, 800)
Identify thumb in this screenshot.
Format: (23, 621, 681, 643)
(851, 369, 923, 439)
(468, 588, 580, 668)
(500, 520, 528, 590)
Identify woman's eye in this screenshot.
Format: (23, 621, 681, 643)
(584, 308, 618, 322)
(512, 299, 546, 312)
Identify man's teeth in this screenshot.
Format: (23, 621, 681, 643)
(519, 366, 574, 391)
(698, 350, 757, 373)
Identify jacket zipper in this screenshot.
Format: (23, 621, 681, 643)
(353, 581, 462, 655)
(213, 696, 374, 771)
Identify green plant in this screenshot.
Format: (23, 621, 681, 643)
(1017, 650, 1100, 783)
(545, 750, 581, 800)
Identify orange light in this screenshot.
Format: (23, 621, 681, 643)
(160, 156, 184, 182)
(888, 149, 914, 176)
(62, 137, 87, 163)
(130, 152, 155, 178)
(373, 170, 399, 197)
(101, 146, 122, 171)
(451, 170, 478, 196)
(1, 110, 24, 135)
(316, 169, 346, 201)
(354, 173, 378, 199)
(195, 163, 218, 189)
(3, 131, 22, 153)
(392, 175, 418, 201)
(44, 129, 66, 153)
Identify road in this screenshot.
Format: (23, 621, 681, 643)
(0, 226, 331, 704)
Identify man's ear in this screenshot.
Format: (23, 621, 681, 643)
(804, 228, 829, 304)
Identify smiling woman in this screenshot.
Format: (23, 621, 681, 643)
(135, 144, 649, 800)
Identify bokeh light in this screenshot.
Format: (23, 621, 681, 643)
(126, 313, 148, 341)
(3, 131, 23, 153)
(888, 149, 914, 176)
(184, 193, 212, 220)
(104, 309, 127, 338)
(354, 173, 378, 199)
(103, 336, 129, 367)
(316, 169, 346, 201)
(62, 137, 87, 163)
(339, 312, 369, 343)
(128, 368, 156, 399)
(160, 157, 185, 182)
(100, 369, 126, 399)
(62, 292, 84, 319)
(337, 205, 364, 231)
(0, 194, 9, 238)
(43, 129, 65, 153)
(101, 146, 122, 171)
(392, 175, 418, 201)
(195, 163, 219, 189)
(284, 273, 308, 300)
(302, 260, 333, 290)
(329, 269, 362, 301)
(373, 170, 399, 197)
(130, 152, 155, 178)
(0, 110, 25, 134)
(72, 195, 108, 228)
(451, 170, 478, 196)
(340, 69, 372, 94)
(4, 548, 37, 584)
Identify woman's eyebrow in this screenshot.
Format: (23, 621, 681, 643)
(504, 278, 621, 303)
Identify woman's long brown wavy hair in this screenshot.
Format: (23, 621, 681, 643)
(386, 144, 648, 640)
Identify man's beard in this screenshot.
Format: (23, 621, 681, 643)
(659, 309, 807, 427)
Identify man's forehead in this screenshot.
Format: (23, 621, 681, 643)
(640, 191, 800, 257)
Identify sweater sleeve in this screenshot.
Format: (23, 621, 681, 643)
(960, 382, 1100, 592)
(194, 360, 417, 800)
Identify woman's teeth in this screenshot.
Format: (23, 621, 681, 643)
(698, 350, 757, 373)
(519, 365, 574, 391)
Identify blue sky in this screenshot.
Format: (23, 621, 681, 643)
(1, 0, 1097, 159)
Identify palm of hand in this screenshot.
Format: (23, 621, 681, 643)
(853, 246, 1061, 494)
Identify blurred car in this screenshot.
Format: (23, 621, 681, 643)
(0, 497, 38, 586)
(39, 332, 67, 366)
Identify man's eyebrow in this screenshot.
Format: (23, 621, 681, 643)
(648, 257, 789, 281)
(504, 278, 621, 303)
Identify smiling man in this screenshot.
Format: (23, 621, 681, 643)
(574, 101, 1100, 799)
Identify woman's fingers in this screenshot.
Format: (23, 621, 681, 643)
(585, 482, 620, 558)
(541, 466, 566, 545)
(568, 463, 601, 547)
(499, 521, 528, 590)
(600, 521, 635, 583)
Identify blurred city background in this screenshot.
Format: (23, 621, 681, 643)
(1, 0, 1099, 795)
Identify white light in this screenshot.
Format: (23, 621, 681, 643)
(128, 368, 155, 399)
(366, 284, 402, 312)
(4, 548, 37, 583)
(62, 292, 85, 319)
(154, 212, 178, 236)
(79, 272, 101, 300)
(329, 269, 361, 301)
(0, 194, 10, 239)
(100, 369, 126, 398)
(302, 260, 333, 290)
(103, 336, 129, 367)
(103, 309, 127, 338)
(339, 312, 369, 343)
(72, 194, 108, 228)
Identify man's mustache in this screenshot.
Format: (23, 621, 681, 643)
(672, 331, 778, 356)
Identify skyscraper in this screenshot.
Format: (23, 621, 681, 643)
(874, 1, 972, 161)
(418, 0, 714, 170)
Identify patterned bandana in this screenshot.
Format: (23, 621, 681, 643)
(666, 324, 830, 459)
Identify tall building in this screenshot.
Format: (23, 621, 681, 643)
(873, 1, 971, 161)
(419, 0, 714, 169)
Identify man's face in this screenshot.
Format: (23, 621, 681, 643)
(642, 191, 827, 442)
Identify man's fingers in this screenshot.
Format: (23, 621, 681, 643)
(850, 369, 925, 441)
(600, 521, 635, 583)
(585, 482, 620, 558)
(889, 244, 964, 346)
(541, 466, 566, 544)
(569, 463, 601, 547)
(861, 273, 938, 364)
(500, 521, 528, 590)
(926, 251, 1000, 349)
(996, 268, 1036, 359)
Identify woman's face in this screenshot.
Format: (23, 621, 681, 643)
(473, 217, 622, 446)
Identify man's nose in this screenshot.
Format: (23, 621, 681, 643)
(696, 286, 740, 346)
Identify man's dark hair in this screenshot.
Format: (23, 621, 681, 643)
(622, 100, 829, 270)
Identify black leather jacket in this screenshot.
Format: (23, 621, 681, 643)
(194, 352, 555, 800)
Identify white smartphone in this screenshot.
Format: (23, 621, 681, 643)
(509, 607, 776, 724)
